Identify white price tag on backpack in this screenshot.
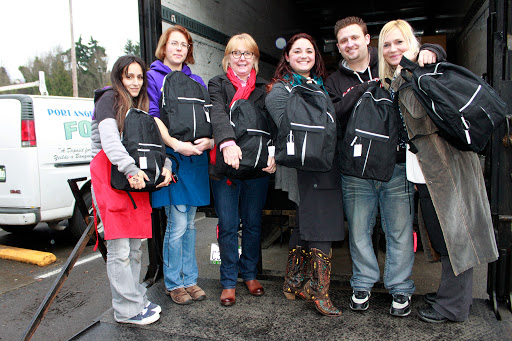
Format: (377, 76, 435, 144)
(287, 142, 295, 155)
(287, 132, 295, 155)
(139, 156, 148, 169)
(268, 145, 275, 157)
(353, 144, 362, 157)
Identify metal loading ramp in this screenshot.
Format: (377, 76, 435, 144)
(71, 278, 510, 340)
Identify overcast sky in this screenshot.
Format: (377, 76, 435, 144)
(0, 0, 140, 81)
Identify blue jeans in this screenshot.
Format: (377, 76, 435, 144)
(163, 205, 198, 291)
(211, 176, 269, 289)
(342, 163, 415, 296)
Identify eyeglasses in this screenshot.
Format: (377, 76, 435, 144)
(231, 51, 254, 59)
(169, 41, 191, 49)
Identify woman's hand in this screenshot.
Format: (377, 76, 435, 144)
(194, 137, 214, 152)
(417, 49, 437, 67)
(128, 170, 149, 190)
(222, 145, 242, 170)
(174, 141, 202, 156)
(156, 167, 173, 188)
(262, 156, 276, 174)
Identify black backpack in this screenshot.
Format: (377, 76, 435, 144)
(111, 108, 166, 192)
(399, 57, 508, 153)
(275, 82, 336, 172)
(160, 71, 212, 142)
(339, 82, 399, 182)
(213, 99, 272, 179)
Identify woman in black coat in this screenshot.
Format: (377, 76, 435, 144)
(208, 33, 276, 307)
(265, 33, 344, 317)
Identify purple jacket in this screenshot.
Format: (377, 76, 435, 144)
(146, 60, 206, 118)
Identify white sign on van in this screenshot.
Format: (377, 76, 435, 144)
(35, 98, 94, 145)
(210, 243, 242, 264)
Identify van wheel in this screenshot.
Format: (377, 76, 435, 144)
(69, 190, 103, 245)
(0, 224, 37, 234)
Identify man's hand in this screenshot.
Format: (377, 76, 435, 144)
(417, 49, 437, 67)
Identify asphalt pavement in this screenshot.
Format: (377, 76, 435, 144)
(1, 213, 511, 340)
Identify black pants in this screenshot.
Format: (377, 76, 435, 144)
(288, 207, 331, 254)
(417, 184, 473, 321)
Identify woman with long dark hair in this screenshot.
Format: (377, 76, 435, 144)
(209, 33, 276, 306)
(90, 55, 172, 325)
(266, 33, 343, 317)
(147, 25, 212, 305)
(379, 19, 498, 323)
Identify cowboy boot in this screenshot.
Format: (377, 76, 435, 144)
(299, 248, 341, 317)
(283, 246, 309, 299)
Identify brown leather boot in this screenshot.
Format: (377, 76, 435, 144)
(283, 246, 308, 299)
(299, 248, 341, 317)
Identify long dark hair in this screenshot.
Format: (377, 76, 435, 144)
(267, 33, 327, 92)
(111, 55, 149, 132)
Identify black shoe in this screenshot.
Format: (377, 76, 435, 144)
(418, 306, 449, 323)
(350, 291, 370, 311)
(390, 294, 411, 317)
(424, 292, 437, 305)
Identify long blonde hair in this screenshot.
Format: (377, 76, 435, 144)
(378, 20, 420, 89)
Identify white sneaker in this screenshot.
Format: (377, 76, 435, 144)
(145, 301, 162, 314)
(115, 307, 160, 325)
(350, 291, 370, 311)
(390, 294, 411, 317)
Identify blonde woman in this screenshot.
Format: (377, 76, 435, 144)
(379, 19, 498, 323)
(208, 33, 276, 306)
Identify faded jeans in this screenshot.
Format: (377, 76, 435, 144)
(342, 163, 415, 296)
(163, 205, 198, 291)
(106, 238, 148, 321)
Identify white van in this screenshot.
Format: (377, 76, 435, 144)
(0, 94, 94, 240)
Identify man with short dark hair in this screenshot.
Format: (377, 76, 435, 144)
(325, 16, 445, 317)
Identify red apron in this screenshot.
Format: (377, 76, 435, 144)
(90, 150, 152, 240)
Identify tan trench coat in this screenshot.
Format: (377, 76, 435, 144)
(392, 75, 498, 276)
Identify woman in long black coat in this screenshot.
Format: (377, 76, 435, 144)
(265, 33, 344, 317)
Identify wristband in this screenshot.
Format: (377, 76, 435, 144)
(219, 140, 236, 151)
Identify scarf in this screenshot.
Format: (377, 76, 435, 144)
(226, 67, 256, 107)
(209, 67, 256, 166)
(284, 73, 326, 93)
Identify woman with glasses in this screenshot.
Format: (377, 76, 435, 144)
(147, 25, 213, 305)
(208, 33, 276, 306)
(265, 33, 343, 317)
